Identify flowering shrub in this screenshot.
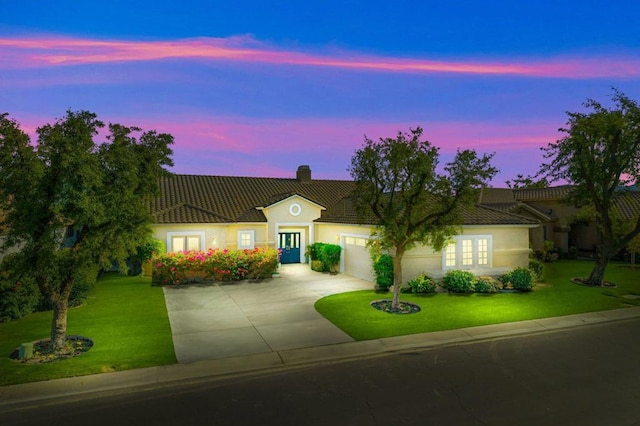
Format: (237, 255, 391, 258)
(407, 273, 437, 294)
(152, 248, 279, 285)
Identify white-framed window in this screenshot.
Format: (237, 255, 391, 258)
(345, 236, 368, 247)
(442, 235, 492, 270)
(238, 230, 255, 249)
(167, 231, 205, 253)
(444, 243, 456, 268)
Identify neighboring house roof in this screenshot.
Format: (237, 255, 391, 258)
(150, 173, 356, 224)
(614, 191, 640, 221)
(513, 185, 573, 201)
(478, 187, 551, 221)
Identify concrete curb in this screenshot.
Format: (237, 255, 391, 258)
(2, 306, 640, 409)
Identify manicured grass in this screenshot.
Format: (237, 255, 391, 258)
(315, 260, 640, 341)
(0, 273, 176, 386)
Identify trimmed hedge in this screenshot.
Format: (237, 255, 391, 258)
(152, 248, 279, 285)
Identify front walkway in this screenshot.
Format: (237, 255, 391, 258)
(163, 264, 372, 363)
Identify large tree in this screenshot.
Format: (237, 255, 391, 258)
(349, 127, 497, 309)
(539, 89, 640, 286)
(0, 111, 173, 349)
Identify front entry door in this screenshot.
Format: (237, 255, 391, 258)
(279, 232, 301, 264)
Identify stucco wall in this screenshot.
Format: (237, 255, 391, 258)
(153, 223, 229, 252)
(316, 223, 533, 283)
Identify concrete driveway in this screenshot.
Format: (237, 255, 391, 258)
(163, 264, 372, 363)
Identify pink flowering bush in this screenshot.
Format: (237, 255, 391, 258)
(152, 248, 279, 285)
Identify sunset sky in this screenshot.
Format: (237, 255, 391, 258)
(2, 1, 640, 186)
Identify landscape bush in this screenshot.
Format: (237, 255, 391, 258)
(319, 244, 342, 273)
(0, 269, 40, 322)
(306, 243, 326, 262)
(501, 267, 535, 291)
(372, 254, 394, 290)
(528, 258, 544, 280)
(474, 276, 500, 293)
(307, 242, 341, 272)
(407, 274, 437, 293)
(442, 270, 476, 293)
(152, 247, 279, 285)
(310, 260, 325, 272)
(0, 254, 97, 321)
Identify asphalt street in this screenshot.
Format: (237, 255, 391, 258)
(4, 317, 640, 426)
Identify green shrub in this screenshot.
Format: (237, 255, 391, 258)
(130, 238, 165, 275)
(442, 270, 476, 293)
(372, 254, 394, 290)
(68, 279, 96, 307)
(474, 276, 500, 293)
(306, 243, 326, 261)
(310, 260, 325, 272)
(501, 267, 534, 291)
(319, 244, 342, 272)
(0, 267, 40, 322)
(407, 274, 437, 293)
(528, 259, 544, 280)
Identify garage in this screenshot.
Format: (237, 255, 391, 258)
(342, 236, 374, 282)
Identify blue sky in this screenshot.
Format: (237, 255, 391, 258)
(2, 1, 640, 185)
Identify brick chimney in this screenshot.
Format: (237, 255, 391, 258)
(296, 165, 311, 183)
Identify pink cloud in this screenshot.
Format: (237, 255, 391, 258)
(1, 35, 640, 79)
(121, 115, 561, 158)
(6, 111, 559, 183)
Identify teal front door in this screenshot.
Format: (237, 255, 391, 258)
(279, 232, 301, 264)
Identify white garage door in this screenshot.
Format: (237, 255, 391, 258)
(343, 236, 374, 282)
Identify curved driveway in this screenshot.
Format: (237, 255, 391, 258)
(163, 264, 372, 363)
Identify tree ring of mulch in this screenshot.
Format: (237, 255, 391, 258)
(9, 335, 94, 364)
(571, 277, 617, 288)
(371, 299, 421, 315)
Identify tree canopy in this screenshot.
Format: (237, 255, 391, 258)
(538, 89, 640, 285)
(0, 110, 174, 349)
(349, 127, 497, 308)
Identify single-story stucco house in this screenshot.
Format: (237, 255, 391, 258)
(149, 166, 539, 283)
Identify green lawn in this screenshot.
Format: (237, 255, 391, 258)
(315, 260, 640, 341)
(0, 273, 176, 387)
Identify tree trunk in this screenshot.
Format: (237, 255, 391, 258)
(586, 245, 611, 286)
(50, 295, 69, 350)
(391, 249, 405, 309)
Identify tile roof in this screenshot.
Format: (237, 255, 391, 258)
(514, 185, 573, 201)
(614, 191, 640, 221)
(151, 174, 540, 227)
(316, 196, 539, 226)
(478, 188, 515, 204)
(150, 174, 356, 224)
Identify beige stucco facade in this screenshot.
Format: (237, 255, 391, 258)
(153, 194, 535, 283)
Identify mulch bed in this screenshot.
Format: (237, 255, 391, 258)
(571, 277, 617, 288)
(371, 299, 421, 315)
(9, 335, 94, 364)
